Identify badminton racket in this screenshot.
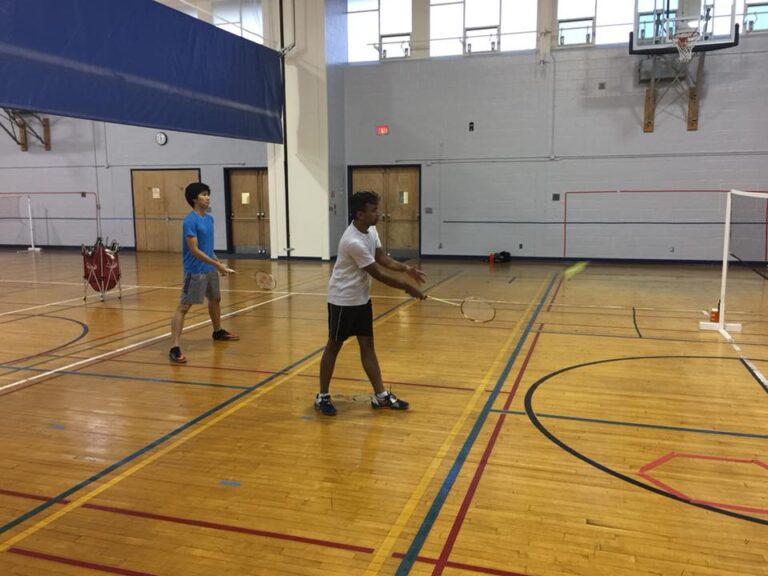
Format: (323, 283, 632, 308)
(251, 271, 277, 290)
(427, 296, 496, 323)
(222, 268, 277, 290)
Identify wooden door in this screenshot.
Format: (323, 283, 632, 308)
(350, 166, 420, 259)
(132, 169, 199, 252)
(383, 166, 419, 259)
(228, 168, 270, 256)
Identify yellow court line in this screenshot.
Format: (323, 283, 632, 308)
(362, 277, 551, 576)
(0, 291, 426, 552)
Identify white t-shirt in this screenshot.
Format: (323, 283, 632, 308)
(327, 223, 381, 306)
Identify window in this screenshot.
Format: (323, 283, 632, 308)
(636, 0, 679, 42)
(595, 0, 634, 45)
(500, 0, 537, 51)
(431, 1, 464, 56)
(430, 0, 537, 56)
(558, 0, 596, 45)
(557, 0, 635, 46)
(212, 0, 264, 44)
(348, 1, 413, 62)
(745, 2, 768, 30)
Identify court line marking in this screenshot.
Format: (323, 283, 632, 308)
(491, 409, 768, 440)
(432, 326, 546, 575)
(383, 274, 557, 576)
(8, 547, 156, 576)
(0, 488, 374, 554)
(525, 355, 768, 526)
(0, 338, 324, 548)
(0, 294, 291, 395)
(0, 288, 139, 317)
(0, 364, 249, 391)
(0, 273, 460, 550)
(361, 283, 546, 576)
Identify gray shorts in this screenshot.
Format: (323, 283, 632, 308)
(180, 271, 220, 305)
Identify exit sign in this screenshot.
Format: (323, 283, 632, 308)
(375, 125, 389, 136)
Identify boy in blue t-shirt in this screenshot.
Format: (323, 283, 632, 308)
(169, 182, 238, 363)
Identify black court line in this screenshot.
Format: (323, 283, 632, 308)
(729, 253, 768, 280)
(535, 326, 768, 349)
(632, 306, 643, 338)
(0, 364, 249, 391)
(492, 409, 768, 440)
(1, 315, 89, 365)
(525, 354, 768, 526)
(739, 358, 768, 394)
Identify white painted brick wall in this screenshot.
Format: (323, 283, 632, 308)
(345, 34, 768, 261)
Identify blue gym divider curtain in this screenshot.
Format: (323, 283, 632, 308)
(0, 0, 283, 143)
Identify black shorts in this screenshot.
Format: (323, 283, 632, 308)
(327, 300, 373, 343)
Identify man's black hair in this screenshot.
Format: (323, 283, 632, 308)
(350, 191, 379, 219)
(185, 182, 211, 207)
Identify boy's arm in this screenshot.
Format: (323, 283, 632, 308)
(363, 262, 424, 299)
(374, 247, 427, 284)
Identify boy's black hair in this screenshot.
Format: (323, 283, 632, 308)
(185, 182, 211, 207)
(350, 191, 379, 218)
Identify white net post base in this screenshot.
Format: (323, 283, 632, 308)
(698, 320, 742, 333)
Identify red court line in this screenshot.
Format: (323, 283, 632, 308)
(392, 552, 529, 575)
(546, 279, 563, 312)
(431, 326, 545, 575)
(638, 451, 677, 474)
(639, 453, 768, 514)
(83, 503, 374, 553)
(0, 487, 373, 554)
(8, 547, 158, 576)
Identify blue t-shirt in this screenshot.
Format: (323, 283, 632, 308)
(182, 211, 215, 274)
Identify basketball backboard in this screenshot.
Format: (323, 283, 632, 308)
(629, 0, 740, 55)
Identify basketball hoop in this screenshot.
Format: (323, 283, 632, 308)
(673, 30, 699, 63)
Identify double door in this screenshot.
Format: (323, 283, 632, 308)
(132, 169, 200, 252)
(350, 166, 420, 259)
(227, 168, 270, 257)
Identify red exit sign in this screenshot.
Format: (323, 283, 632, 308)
(375, 125, 389, 136)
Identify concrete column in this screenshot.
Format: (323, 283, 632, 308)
(412, 0, 430, 58)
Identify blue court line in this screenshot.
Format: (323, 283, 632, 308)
(395, 273, 558, 576)
(0, 275, 458, 537)
(492, 409, 768, 441)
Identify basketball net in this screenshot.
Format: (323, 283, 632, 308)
(673, 30, 699, 63)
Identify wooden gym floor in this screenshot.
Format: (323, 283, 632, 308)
(0, 250, 765, 576)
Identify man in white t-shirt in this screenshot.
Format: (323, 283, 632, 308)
(315, 191, 427, 416)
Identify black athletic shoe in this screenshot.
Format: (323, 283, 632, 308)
(371, 391, 409, 410)
(212, 329, 240, 341)
(169, 346, 187, 364)
(314, 393, 337, 416)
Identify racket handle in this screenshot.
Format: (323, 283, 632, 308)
(427, 295, 461, 307)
